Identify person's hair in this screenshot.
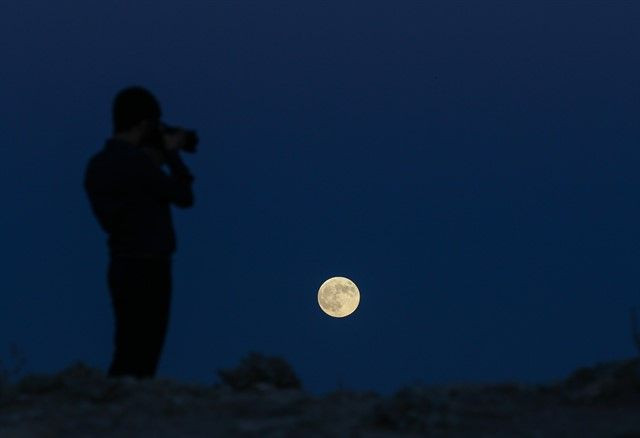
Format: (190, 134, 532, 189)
(112, 86, 162, 133)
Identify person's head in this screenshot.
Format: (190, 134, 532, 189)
(112, 86, 162, 146)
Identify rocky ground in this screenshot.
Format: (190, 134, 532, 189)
(1, 355, 640, 437)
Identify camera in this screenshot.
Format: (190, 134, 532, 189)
(162, 124, 199, 153)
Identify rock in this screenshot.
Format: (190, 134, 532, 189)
(217, 352, 301, 391)
(370, 385, 454, 433)
(562, 358, 640, 403)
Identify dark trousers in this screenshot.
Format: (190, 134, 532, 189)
(107, 256, 172, 378)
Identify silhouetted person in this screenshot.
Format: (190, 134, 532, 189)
(84, 86, 195, 378)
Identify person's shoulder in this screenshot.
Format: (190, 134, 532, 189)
(85, 140, 127, 174)
(93, 139, 142, 162)
(85, 141, 111, 168)
(85, 140, 140, 188)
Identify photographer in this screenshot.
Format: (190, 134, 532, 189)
(84, 86, 196, 378)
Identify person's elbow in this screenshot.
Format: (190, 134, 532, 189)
(170, 178, 195, 208)
(174, 193, 194, 208)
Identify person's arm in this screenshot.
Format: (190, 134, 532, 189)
(165, 150, 195, 207)
(134, 148, 195, 208)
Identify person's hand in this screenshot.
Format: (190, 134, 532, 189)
(141, 146, 166, 167)
(163, 130, 188, 152)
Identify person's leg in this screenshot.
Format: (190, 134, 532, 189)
(136, 258, 172, 377)
(107, 257, 172, 378)
(107, 256, 137, 377)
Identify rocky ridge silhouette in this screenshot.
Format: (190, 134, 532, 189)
(1, 354, 639, 437)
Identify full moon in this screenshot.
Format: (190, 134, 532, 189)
(317, 276, 360, 318)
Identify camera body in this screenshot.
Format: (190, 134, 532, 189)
(162, 124, 198, 153)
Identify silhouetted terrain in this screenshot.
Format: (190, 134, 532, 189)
(1, 355, 639, 437)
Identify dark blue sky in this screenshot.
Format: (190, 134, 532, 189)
(1, 2, 639, 394)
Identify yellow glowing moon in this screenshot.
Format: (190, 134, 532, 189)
(317, 276, 360, 318)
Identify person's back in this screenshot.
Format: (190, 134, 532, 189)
(84, 86, 195, 378)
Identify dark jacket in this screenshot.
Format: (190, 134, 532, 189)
(84, 138, 194, 258)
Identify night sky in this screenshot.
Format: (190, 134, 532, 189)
(2, 2, 639, 395)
